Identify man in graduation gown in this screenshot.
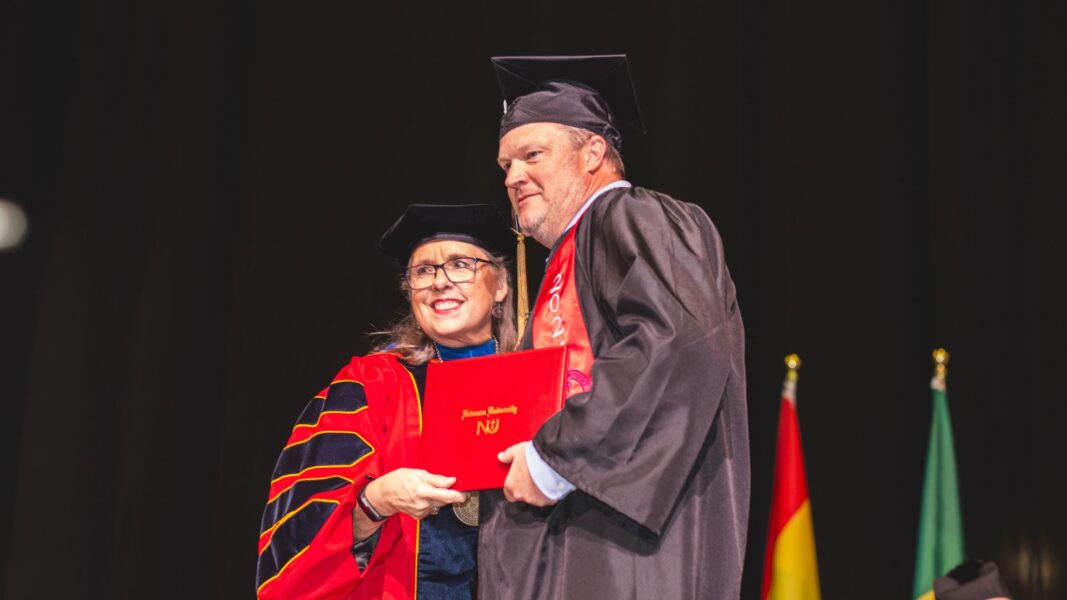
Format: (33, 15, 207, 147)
(478, 55, 750, 599)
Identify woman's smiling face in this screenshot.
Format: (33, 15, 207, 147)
(408, 239, 507, 348)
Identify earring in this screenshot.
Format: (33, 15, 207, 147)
(491, 302, 504, 319)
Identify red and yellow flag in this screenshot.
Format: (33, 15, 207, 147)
(761, 354, 822, 600)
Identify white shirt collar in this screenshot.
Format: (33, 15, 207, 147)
(562, 180, 632, 234)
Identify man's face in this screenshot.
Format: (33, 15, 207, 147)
(497, 122, 590, 247)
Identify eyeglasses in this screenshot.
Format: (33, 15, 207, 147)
(405, 257, 498, 290)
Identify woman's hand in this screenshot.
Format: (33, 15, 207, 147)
(365, 468, 467, 520)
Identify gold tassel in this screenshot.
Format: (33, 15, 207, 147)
(513, 218, 529, 348)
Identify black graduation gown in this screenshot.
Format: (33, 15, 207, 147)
(477, 186, 750, 600)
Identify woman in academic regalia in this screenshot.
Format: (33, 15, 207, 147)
(256, 204, 517, 600)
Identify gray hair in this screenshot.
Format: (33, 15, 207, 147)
(372, 253, 517, 365)
(563, 125, 626, 177)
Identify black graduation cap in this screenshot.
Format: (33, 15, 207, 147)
(378, 203, 515, 264)
(491, 54, 645, 151)
(934, 560, 1013, 600)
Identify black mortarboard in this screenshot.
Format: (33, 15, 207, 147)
(934, 560, 1013, 600)
(378, 203, 515, 264)
(491, 55, 645, 151)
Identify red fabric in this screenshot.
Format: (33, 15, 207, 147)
(257, 353, 424, 600)
(531, 220, 595, 398)
(760, 393, 811, 599)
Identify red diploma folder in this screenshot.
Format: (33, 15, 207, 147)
(419, 346, 567, 491)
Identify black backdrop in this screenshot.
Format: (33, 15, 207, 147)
(2, 1, 1064, 598)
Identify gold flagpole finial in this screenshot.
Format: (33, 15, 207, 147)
(932, 348, 949, 379)
(785, 354, 801, 382)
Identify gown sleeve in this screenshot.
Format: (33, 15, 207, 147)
(532, 190, 745, 538)
(255, 359, 387, 600)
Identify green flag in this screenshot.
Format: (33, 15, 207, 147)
(912, 350, 965, 600)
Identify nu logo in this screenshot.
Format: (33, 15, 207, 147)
(476, 419, 500, 436)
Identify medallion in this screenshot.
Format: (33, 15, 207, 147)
(452, 491, 479, 526)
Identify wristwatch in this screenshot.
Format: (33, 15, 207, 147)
(357, 484, 389, 522)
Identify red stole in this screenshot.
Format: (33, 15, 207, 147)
(530, 219, 595, 399)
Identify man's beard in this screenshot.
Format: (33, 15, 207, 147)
(517, 205, 549, 244)
(517, 180, 587, 247)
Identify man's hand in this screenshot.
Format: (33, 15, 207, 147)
(499, 441, 557, 507)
